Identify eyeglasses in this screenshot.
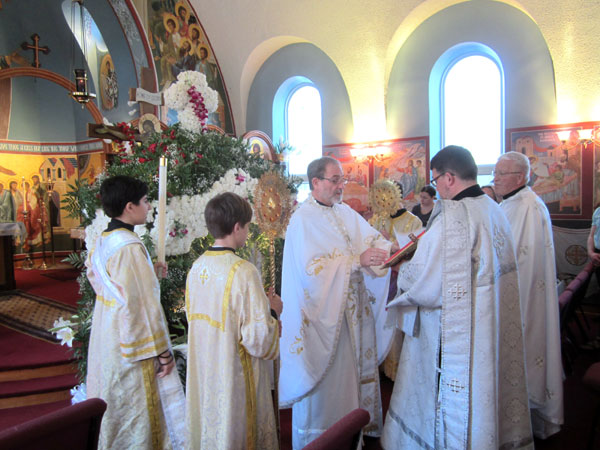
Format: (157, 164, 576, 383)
(431, 172, 453, 187)
(319, 176, 348, 185)
(492, 171, 522, 177)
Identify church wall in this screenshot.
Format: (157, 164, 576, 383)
(386, 0, 556, 139)
(246, 43, 353, 146)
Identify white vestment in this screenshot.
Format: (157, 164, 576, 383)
(501, 186, 564, 438)
(86, 229, 186, 450)
(185, 249, 280, 450)
(381, 194, 534, 450)
(280, 194, 392, 449)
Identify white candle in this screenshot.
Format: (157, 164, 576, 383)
(22, 177, 27, 213)
(157, 157, 167, 264)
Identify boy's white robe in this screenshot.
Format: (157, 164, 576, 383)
(86, 229, 186, 450)
(185, 250, 280, 450)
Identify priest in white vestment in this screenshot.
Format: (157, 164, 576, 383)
(185, 192, 282, 450)
(86, 176, 186, 450)
(381, 146, 533, 450)
(280, 156, 394, 449)
(494, 151, 564, 438)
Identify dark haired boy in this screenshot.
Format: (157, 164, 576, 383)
(86, 175, 186, 450)
(185, 192, 282, 449)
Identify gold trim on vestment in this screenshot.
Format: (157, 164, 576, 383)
(96, 295, 116, 307)
(141, 358, 163, 450)
(204, 249, 235, 256)
(187, 259, 244, 332)
(121, 338, 168, 359)
(264, 322, 280, 360)
(120, 331, 167, 348)
(238, 343, 257, 450)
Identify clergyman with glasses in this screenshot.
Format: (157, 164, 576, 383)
(280, 155, 396, 448)
(381, 145, 533, 450)
(494, 151, 564, 439)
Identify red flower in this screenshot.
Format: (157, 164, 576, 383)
(148, 143, 157, 153)
(120, 158, 129, 164)
(170, 130, 176, 139)
(138, 157, 148, 163)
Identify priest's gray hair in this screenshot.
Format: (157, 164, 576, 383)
(497, 151, 530, 183)
(307, 156, 341, 190)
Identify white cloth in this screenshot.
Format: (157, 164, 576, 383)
(381, 194, 533, 450)
(280, 194, 392, 448)
(86, 229, 186, 450)
(501, 186, 564, 438)
(185, 250, 280, 450)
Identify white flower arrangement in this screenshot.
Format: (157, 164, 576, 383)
(148, 168, 258, 256)
(164, 71, 219, 133)
(84, 169, 258, 258)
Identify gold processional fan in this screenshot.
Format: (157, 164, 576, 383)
(369, 178, 403, 219)
(253, 171, 294, 290)
(253, 171, 293, 446)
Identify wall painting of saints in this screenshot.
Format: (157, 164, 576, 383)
(145, 0, 235, 134)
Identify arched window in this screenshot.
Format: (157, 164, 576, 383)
(273, 77, 322, 201)
(430, 43, 504, 185)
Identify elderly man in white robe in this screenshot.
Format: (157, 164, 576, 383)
(280, 156, 395, 449)
(494, 151, 564, 439)
(381, 145, 533, 450)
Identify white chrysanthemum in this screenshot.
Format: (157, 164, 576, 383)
(149, 169, 258, 256)
(163, 70, 218, 133)
(178, 107, 204, 134)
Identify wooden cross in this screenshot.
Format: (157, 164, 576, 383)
(21, 34, 50, 69)
(87, 123, 141, 143)
(129, 67, 163, 116)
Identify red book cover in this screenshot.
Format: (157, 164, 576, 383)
(382, 230, 426, 268)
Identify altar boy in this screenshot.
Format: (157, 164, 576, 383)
(86, 175, 186, 450)
(185, 192, 282, 450)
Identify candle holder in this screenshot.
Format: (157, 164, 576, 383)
(21, 210, 34, 270)
(46, 181, 56, 267)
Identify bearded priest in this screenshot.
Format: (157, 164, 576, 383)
(280, 156, 395, 449)
(494, 151, 563, 439)
(381, 146, 533, 450)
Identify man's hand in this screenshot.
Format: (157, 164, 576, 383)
(360, 247, 388, 267)
(268, 288, 283, 317)
(154, 261, 168, 279)
(589, 251, 600, 266)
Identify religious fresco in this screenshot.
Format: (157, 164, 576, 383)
(100, 54, 118, 110)
(323, 137, 428, 214)
(508, 127, 585, 217)
(0, 150, 104, 253)
(145, 0, 234, 134)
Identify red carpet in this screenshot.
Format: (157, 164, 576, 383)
(0, 325, 75, 371)
(14, 267, 81, 308)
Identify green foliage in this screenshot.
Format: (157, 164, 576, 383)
(61, 178, 101, 227)
(68, 126, 301, 382)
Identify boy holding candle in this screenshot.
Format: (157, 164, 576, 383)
(185, 192, 282, 450)
(86, 175, 186, 450)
